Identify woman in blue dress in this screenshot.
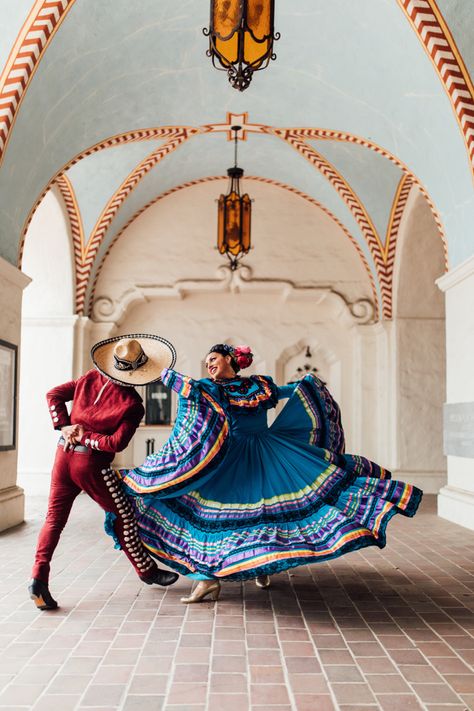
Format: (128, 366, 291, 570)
(108, 343, 422, 603)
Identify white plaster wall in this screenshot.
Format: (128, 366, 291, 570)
(438, 257, 474, 529)
(351, 322, 391, 466)
(0, 258, 30, 530)
(18, 187, 76, 494)
(22, 186, 74, 318)
(391, 187, 447, 493)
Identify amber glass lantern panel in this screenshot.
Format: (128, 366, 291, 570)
(217, 192, 252, 258)
(247, 1, 272, 38)
(245, 0, 272, 67)
(243, 34, 270, 68)
(224, 192, 242, 256)
(215, 33, 239, 65)
(241, 193, 251, 252)
(217, 194, 226, 254)
(212, 0, 242, 38)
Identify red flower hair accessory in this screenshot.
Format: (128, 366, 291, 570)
(233, 345, 253, 370)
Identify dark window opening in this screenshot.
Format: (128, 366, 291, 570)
(145, 382, 172, 425)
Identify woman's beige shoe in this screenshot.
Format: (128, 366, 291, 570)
(180, 580, 221, 604)
(255, 574, 271, 589)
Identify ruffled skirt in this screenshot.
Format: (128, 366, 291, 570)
(117, 376, 422, 580)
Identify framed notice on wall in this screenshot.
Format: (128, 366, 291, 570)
(0, 339, 17, 451)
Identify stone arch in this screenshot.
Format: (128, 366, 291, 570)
(18, 183, 77, 492)
(275, 338, 341, 399)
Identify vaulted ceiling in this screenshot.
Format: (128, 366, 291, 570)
(0, 0, 473, 320)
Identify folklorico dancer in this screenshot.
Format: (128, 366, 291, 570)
(29, 334, 179, 611)
(108, 342, 423, 604)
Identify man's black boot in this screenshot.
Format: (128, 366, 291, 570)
(28, 578, 58, 610)
(142, 568, 179, 587)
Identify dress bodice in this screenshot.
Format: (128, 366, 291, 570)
(203, 375, 279, 412)
(229, 407, 269, 435)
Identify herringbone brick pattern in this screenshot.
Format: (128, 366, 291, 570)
(0, 495, 473, 710)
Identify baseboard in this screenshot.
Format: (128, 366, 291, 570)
(18, 471, 51, 496)
(393, 470, 446, 494)
(0, 486, 25, 532)
(438, 485, 474, 531)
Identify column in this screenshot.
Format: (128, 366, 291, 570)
(437, 255, 474, 530)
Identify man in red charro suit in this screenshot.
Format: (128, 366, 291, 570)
(29, 334, 179, 610)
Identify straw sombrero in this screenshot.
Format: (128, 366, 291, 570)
(91, 333, 176, 386)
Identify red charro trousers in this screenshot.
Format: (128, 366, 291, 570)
(32, 445, 157, 583)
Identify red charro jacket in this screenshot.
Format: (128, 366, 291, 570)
(46, 369, 144, 458)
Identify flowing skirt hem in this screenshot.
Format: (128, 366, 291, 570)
(144, 486, 422, 581)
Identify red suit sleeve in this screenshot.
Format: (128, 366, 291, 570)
(80, 402, 145, 453)
(46, 380, 77, 430)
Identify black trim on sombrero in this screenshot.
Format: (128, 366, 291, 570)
(91, 333, 177, 387)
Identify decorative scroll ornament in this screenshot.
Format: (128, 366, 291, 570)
(204, 0, 280, 91)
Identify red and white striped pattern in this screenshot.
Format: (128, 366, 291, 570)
(19, 121, 448, 322)
(76, 128, 198, 314)
(398, 0, 474, 172)
(0, 0, 75, 163)
(18, 126, 186, 264)
(55, 173, 88, 314)
(276, 130, 392, 316)
(283, 127, 410, 172)
(385, 175, 413, 263)
(87, 175, 380, 320)
(276, 126, 446, 256)
(382, 175, 414, 317)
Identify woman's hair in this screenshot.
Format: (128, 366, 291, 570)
(208, 344, 253, 373)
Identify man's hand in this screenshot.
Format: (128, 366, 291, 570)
(61, 424, 82, 450)
(71, 424, 85, 444)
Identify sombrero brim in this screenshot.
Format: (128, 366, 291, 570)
(91, 333, 176, 386)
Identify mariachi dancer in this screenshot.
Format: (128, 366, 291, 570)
(29, 334, 179, 610)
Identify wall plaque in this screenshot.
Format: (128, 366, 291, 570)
(0, 339, 17, 451)
(444, 402, 474, 458)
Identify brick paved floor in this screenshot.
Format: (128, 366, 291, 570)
(0, 494, 473, 711)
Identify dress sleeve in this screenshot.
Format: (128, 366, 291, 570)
(277, 383, 297, 400)
(119, 379, 230, 497)
(46, 380, 77, 430)
(270, 374, 345, 453)
(161, 367, 201, 399)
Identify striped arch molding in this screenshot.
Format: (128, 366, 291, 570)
(54, 173, 85, 309)
(0, 0, 472, 173)
(87, 176, 380, 320)
(20, 120, 448, 321)
(50, 129, 197, 314)
(72, 128, 198, 314)
(397, 0, 474, 172)
(0, 1, 74, 161)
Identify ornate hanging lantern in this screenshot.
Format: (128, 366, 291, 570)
(217, 126, 251, 270)
(204, 0, 280, 91)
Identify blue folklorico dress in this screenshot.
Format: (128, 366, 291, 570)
(116, 368, 422, 580)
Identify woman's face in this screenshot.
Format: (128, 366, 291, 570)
(205, 351, 235, 380)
